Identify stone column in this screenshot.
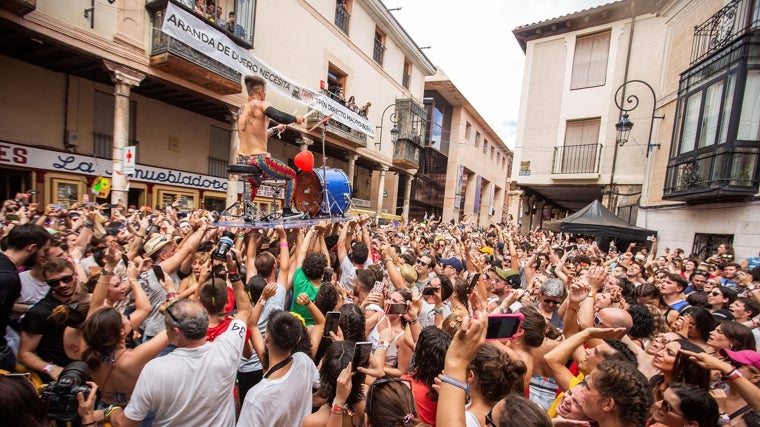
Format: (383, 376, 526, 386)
(375, 165, 388, 217)
(104, 61, 145, 205)
(226, 109, 240, 208)
(346, 153, 359, 188)
(402, 173, 413, 221)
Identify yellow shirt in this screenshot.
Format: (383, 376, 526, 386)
(547, 372, 585, 418)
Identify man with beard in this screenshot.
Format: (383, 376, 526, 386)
(0, 223, 50, 371)
(18, 258, 76, 381)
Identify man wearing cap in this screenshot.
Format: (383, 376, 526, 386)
(139, 223, 209, 343)
(439, 257, 464, 280)
(486, 267, 521, 313)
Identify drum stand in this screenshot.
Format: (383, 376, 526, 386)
(222, 163, 262, 222)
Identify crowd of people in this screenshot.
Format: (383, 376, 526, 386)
(0, 193, 759, 427)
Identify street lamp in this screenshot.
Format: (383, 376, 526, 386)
(376, 102, 400, 149)
(613, 79, 664, 156)
(615, 112, 633, 147)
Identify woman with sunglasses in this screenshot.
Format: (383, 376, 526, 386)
(706, 286, 737, 319)
(647, 382, 719, 427)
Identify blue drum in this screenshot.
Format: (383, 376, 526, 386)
(294, 168, 352, 216)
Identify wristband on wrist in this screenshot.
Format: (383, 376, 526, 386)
(408, 318, 419, 325)
(440, 374, 471, 397)
(259, 298, 268, 306)
(42, 362, 56, 375)
(105, 405, 122, 422)
(721, 368, 743, 381)
(228, 273, 243, 283)
(279, 242, 288, 248)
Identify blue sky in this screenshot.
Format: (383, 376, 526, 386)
(391, 0, 610, 149)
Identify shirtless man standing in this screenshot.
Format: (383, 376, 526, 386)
(238, 75, 305, 220)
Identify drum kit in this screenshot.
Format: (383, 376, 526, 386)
(216, 114, 357, 229)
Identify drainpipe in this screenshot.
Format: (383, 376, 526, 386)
(608, 0, 636, 212)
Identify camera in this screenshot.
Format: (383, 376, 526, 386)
(212, 231, 236, 261)
(41, 361, 91, 422)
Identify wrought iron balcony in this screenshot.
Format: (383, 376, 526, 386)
(335, 2, 350, 34)
(393, 138, 421, 169)
(306, 112, 368, 147)
(373, 37, 385, 65)
(664, 144, 760, 202)
(691, 0, 760, 65)
(147, 1, 241, 95)
(552, 144, 602, 175)
(0, 0, 35, 15)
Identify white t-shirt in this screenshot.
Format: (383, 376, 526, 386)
(237, 352, 319, 427)
(14, 271, 49, 319)
(124, 319, 246, 427)
(238, 284, 286, 373)
(419, 299, 452, 328)
(465, 410, 481, 427)
(339, 256, 373, 294)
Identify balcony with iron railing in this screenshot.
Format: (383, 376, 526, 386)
(664, 144, 760, 202)
(552, 144, 602, 175)
(93, 132, 139, 160)
(373, 38, 385, 65)
(691, 0, 760, 65)
(306, 112, 368, 147)
(402, 72, 411, 89)
(393, 138, 421, 169)
(335, 2, 350, 34)
(147, 1, 242, 95)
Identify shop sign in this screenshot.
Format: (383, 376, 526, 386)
(0, 142, 228, 191)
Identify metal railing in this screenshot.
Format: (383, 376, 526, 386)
(93, 132, 138, 160)
(664, 146, 760, 196)
(552, 144, 602, 174)
(149, 4, 241, 84)
(393, 139, 421, 167)
(306, 112, 367, 146)
(402, 72, 411, 89)
(691, 0, 760, 65)
(335, 3, 350, 34)
(373, 37, 385, 64)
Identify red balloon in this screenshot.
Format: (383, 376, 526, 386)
(294, 150, 314, 172)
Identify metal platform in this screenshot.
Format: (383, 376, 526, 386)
(214, 214, 355, 229)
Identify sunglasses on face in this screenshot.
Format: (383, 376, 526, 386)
(543, 298, 562, 305)
(164, 299, 182, 324)
(417, 260, 429, 267)
(594, 313, 604, 326)
(710, 291, 722, 297)
(366, 378, 414, 419)
(47, 274, 75, 287)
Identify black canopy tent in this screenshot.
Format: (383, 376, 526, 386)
(544, 200, 657, 252)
